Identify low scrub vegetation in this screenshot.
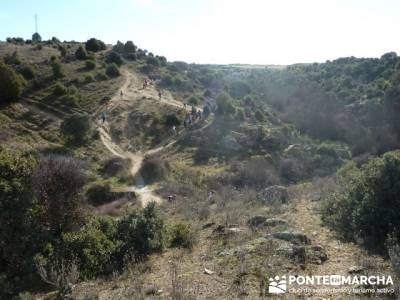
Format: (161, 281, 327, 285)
(322, 151, 400, 251)
(0, 60, 26, 104)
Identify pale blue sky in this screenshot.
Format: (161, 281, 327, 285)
(1, 0, 399, 64)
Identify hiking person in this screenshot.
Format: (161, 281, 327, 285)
(172, 125, 177, 135)
(188, 113, 193, 125)
(158, 89, 162, 101)
(100, 111, 107, 124)
(120, 91, 123, 98)
(142, 79, 147, 89)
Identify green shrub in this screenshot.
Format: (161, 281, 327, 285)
(32, 154, 88, 234)
(229, 81, 251, 99)
(0, 61, 26, 104)
(61, 113, 92, 144)
(85, 59, 96, 70)
(146, 56, 160, 67)
(105, 63, 120, 77)
(18, 64, 36, 80)
(254, 109, 265, 122)
(164, 114, 181, 127)
(187, 96, 199, 105)
(162, 75, 173, 87)
(322, 151, 400, 251)
(124, 41, 137, 54)
(140, 156, 169, 184)
(0, 148, 43, 294)
(86, 183, 112, 206)
(168, 222, 196, 249)
(106, 52, 122, 66)
(85, 38, 106, 52)
(53, 82, 68, 96)
(58, 45, 67, 57)
(236, 107, 245, 121)
(32, 32, 42, 43)
(100, 156, 130, 177)
(112, 41, 124, 53)
(125, 53, 137, 61)
(115, 203, 164, 261)
(59, 94, 79, 106)
(84, 74, 94, 83)
(51, 61, 65, 78)
(4, 51, 21, 65)
(37, 216, 119, 278)
(96, 72, 108, 81)
(216, 92, 235, 116)
(75, 46, 87, 60)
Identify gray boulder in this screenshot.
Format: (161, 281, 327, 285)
(270, 231, 311, 245)
(247, 216, 287, 228)
(260, 185, 289, 204)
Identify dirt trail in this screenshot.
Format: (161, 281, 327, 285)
(97, 67, 201, 207)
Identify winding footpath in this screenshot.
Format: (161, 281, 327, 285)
(98, 67, 202, 207)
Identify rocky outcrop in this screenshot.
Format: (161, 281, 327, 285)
(270, 231, 311, 245)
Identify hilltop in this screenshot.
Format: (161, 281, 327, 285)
(0, 37, 399, 299)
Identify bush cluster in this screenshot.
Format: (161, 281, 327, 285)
(0, 61, 26, 104)
(60, 113, 92, 144)
(322, 151, 400, 251)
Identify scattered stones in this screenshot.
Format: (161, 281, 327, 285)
(247, 215, 288, 228)
(264, 218, 287, 227)
(204, 268, 214, 275)
(308, 245, 328, 264)
(218, 237, 270, 257)
(270, 231, 311, 245)
(226, 227, 243, 233)
(348, 265, 365, 274)
(277, 243, 328, 264)
(202, 222, 215, 229)
(260, 185, 289, 204)
(212, 224, 243, 235)
(247, 215, 267, 227)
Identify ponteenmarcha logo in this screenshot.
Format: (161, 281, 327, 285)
(267, 274, 394, 295)
(268, 275, 287, 294)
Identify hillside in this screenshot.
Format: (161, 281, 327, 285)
(0, 38, 399, 300)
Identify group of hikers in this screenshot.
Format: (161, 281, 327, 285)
(98, 74, 213, 204)
(142, 78, 163, 100)
(183, 105, 202, 128)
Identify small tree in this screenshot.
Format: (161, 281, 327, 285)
(216, 92, 235, 116)
(32, 32, 42, 42)
(105, 64, 120, 77)
(115, 203, 164, 260)
(165, 114, 181, 127)
(106, 51, 122, 66)
(52, 61, 65, 79)
(32, 154, 88, 234)
(0, 148, 41, 285)
(85, 38, 106, 52)
(187, 96, 199, 105)
(124, 41, 137, 54)
(254, 109, 265, 122)
(0, 61, 26, 104)
(61, 113, 92, 144)
(75, 46, 87, 60)
(146, 56, 160, 67)
(85, 59, 96, 70)
(113, 41, 124, 53)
